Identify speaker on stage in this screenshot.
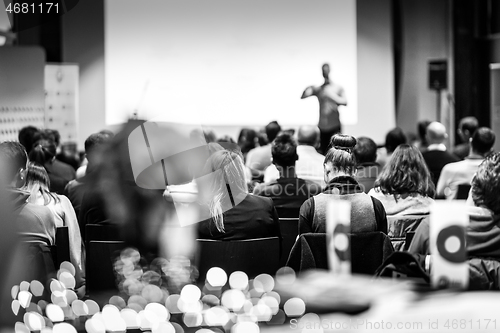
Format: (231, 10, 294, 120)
(429, 60, 447, 90)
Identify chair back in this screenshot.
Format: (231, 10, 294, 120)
(86, 240, 125, 296)
(387, 215, 428, 251)
(456, 184, 472, 200)
(279, 218, 299, 267)
(85, 223, 122, 249)
(286, 232, 394, 275)
(196, 237, 280, 282)
(53, 226, 70, 268)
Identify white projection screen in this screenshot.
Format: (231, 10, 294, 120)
(105, 0, 357, 128)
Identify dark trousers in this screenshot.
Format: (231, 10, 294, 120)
(319, 126, 341, 154)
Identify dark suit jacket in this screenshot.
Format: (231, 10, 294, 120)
(422, 150, 459, 185)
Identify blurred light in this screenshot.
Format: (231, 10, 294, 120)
(120, 248, 141, 264)
(18, 290, 32, 308)
(201, 294, 220, 307)
(24, 311, 45, 331)
(298, 313, 322, 330)
(229, 272, 248, 290)
(283, 298, 305, 317)
(60, 262, 76, 276)
(249, 304, 272, 322)
(66, 290, 77, 305)
(53, 322, 77, 333)
(14, 322, 30, 333)
(180, 284, 201, 303)
(38, 300, 48, 311)
(50, 291, 68, 308)
(85, 314, 106, 333)
(142, 284, 163, 303)
(50, 280, 65, 294)
(195, 329, 216, 333)
(263, 291, 281, 305)
(46, 304, 64, 322)
(268, 309, 286, 325)
(120, 308, 139, 329)
(122, 278, 143, 295)
(26, 302, 42, 314)
(85, 300, 100, 315)
(221, 290, 245, 311)
(11, 285, 19, 300)
(165, 294, 181, 314)
(183, 312, 203, 327)
(231, 322, 259, 333)
(258, 296, 279, 315)
(275, 267, 296, 286)
(206, 267, 227, 287)
(109, 296, 127, 309)
(71, 300, 89, 317)
(137, 310, 154, 330)
(41, 327, 53, 333)
(128, 295, 148, 310)
(58, 271, 76, 289)
(253, 274, 274, 293)
(102, 305, 126, 332)
(177, 298, 203, 313)
(145, 302, 170, 322)
(19, 281, 30, 291)
(30, 280, 44, 297)
(204, 306, 229, 326)
(11, 300, 20, 315)
(152, 321, 176, 333)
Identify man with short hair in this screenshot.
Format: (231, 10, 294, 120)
(253, 133, 322, 217)
(353, 137, 381, 193)
(421, 122, 460, 185)
(436, 127, 495, 200)
(263, 125, 325, 187)
(410, 152, 500, 260)
(0, 142, 56, 244)
(453, 116, 479, 160)
(245, 121, 281, 179)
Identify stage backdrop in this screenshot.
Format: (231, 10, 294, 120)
(105, 0, 358, 129)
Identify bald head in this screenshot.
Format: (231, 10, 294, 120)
(426, 122, 448, 144)
(298, 125, 320, 146)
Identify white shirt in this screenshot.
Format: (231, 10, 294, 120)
(436, 157, 483, 200)
(427, 143, 447, 152)
(263, 145, 325, 187)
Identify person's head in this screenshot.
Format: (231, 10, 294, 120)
(298, 125, 320, 148)
(265, 121, 281, 143)
(471, 152, 500, 214)
(385, 127, 407, 154)
(426, 122, 448, 145)
(29, 140, 56, 166)
(353, 137, 377, 164)
(85, 133, 108, 164)
(18, 126, 39, 154)
(271, 133, 298, 168)
(417, 120, 431, 145)
(458, 116, 479, 142)
(323, 134, 357, 183)
(99, 129, 115, 140)
(375, 144, 435, 197)
(322, 63, 330, 79)
(22, 162, 58, 205)
(471, 127, 495, 157)
(237, 128, 258, 155)
(203, 129, 217, 143)
(217, 135, 236, 144)
(0, 142, 28, 188)
(200, 150, 248, 233)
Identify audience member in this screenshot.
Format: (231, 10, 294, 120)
(376, 127, 407, 169)
(0, 142, 57, 246)
(198, 150, 282, 241)
(437, 127, 495, 199)
(253, 133, 322, 217)
(237, 128, 258, 160)
(299, 134, 387, 235)
(421, 122, 459, 186)
(245, 121, 281, 178)
(29, 139, 76, 194)
(369, 144, 435, 216)
(76, 129, 114, 179)
(18, 126, 39, 155)
(453, 116, 479, 160)
(65, 133, 108, 219)
(415, 120, 431, 153)
(22, 162, 84, 288)
(353, 136, 380, 193)
(409, 152, 500, 259)
(264, 125, 325, 187)
(217, 135, 236, 144)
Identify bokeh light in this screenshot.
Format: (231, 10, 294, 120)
(231, 321, 259, 333)
(11, 300, 20, 315)
(221, 290, 245, 311)
(24, 312, 45, 331)
(152, 321, 176, 333)
(165, 294, 181, 314)
(204, 306, 230, 327)
(253, 274, 274, 293)
(275, 267, 296, 286)
(71, 300, 89, 317)
(53, 322, 77, 333)
(18, 291, 32, 308)
(183, 312, 203, 327)
(85, 300, 100, 315)
(283, 297, 306, 317)
(180, 284, 201, 303)
(14, 322, 30, 333)
(145, 302, 170, 322)
(11, 285, 19, 300)
(228, 272, 248, 290)
(206, 267, 227, 287)
(120, 308, 139, 329)
(60, 261, 76, 276)
(58, 271, 76, 289)
(19, 281, 30, 292)
(46, 304, 64, 322)
(30, 280, 44, 297)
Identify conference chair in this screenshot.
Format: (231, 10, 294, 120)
(286, 232, 394, 275)
(196, 237, 280, 282)
(387, 215, 428, 251)
(52, 226, 70, 268)
(278, 218, 299, 267)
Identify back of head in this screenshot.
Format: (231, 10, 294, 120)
(418, 120, 431, 142)
(99, 129, 114, 139)
(29, 140, 56, 165)
(271, 132, 298, 168)
(0, 142, 28, 185)
(385, 127, 407, 153)
(265, 121, 281, 143)
(459, 116, 479, 136)
(85, 133, 108, 159)
(471, 127, 495, 156)
(353, 137, 377, 164)
(472, 152, 500, 214)
(22, 162, 57, 204)
(324, 134, 357, 175)
(18, 126, 39, 154)
(426, 122, 447, 145)
(375, 144, 435, 197)
(217, 135, 236, 144)
(298, 125, 320, 146)
(237, 128, 257, 154)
